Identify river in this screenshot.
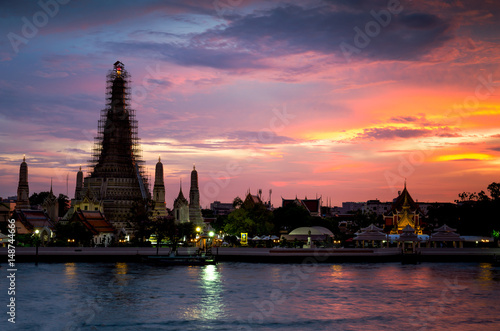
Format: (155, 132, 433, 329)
(2, 262, 499, 330)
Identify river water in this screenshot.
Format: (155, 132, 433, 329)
(2, 261, 499, 330)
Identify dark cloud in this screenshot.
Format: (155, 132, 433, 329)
(358, 127, 431, 140)
(224, 130, 296, 144)
(103, 1, 454, 70)
(357, 125, 462, 140)
(146, 78, 172, 87)
(390, 116, 419, 123)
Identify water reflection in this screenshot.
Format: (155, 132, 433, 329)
(329, 264, 343, 279)
(196, 265, 226, 320)
(64, 262, 77, 282)
(478, 263, 494, 284)
(107, 262, 132, 303)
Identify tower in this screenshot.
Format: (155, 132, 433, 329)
(16, 155, 30, 209)
(189, 165, 203, 225)
(43, 179, 59, 222)
(153, 156, 166, 217)
(83, 61, 150, 229)
(174, 179, 189, 223)
(75, 166, 83, 200)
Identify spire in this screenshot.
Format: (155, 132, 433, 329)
(404, 178, 407, 190)
(16, 156, 30, 210)
(79, 165, 82, 171)
(158, 155, 161, 162)
(193, 163, 196, 171)
(50, 178, 53, 194)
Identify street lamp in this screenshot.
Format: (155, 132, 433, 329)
(34, 229, 40, 265)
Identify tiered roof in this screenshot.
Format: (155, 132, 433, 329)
(13, 209, 55, 231)
(431, 224, 463, 242)
(355, 223, 387, 241)
(72, 210, 115, 235)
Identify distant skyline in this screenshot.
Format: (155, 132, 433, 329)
(1, 0, 500, 208)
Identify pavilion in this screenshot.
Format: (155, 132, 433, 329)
(429, 224, 464, 248)
(354, 224, 388, 248)
(396, 225, 422, 253)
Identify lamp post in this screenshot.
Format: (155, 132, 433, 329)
(34, 229, 40, 266)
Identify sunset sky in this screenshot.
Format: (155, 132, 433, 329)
(1, 0, 500, 208)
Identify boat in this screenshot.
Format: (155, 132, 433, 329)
(144, 248, 217, 266)
(401, 251, 420, 265)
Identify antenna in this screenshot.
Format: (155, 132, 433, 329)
(66, 173, 69, 196)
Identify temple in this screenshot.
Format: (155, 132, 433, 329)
(174, 180, 189, 223)
(384, 182, 423, 234)
(188, 165, 203, 225)
(152, 156, 167, 217)
(82, 61, 150, 229)
(16, 155, 30, 210)
(282, 196, 321, 217)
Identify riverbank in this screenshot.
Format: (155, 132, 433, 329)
(1, 247, 499, 263)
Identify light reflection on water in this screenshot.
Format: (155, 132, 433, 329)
(2, 262, 499, 330)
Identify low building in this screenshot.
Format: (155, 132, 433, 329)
(11, 209, 55, 244)
(282, 197, 321, 217)
(71, 209, 115, 246)
(281, 226, 334, 242)
(354, 224, 388, 248)
(0, 202, 11, 223)
(210, 201, 234, 216)
(429, 224, 464, 248)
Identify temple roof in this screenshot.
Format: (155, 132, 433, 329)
(72, 210, 115, 235)
(13, 209, 55, 230)
(355, 223, 387, 241)
(282, 197, 321, 213)
(431, 224, 463, 241)
(386, 183, 423, 216)
(397, 225, 421, 241)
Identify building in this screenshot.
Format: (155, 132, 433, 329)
(363, 200, 392, 216)
(70, 209, 115, 246)
(11, 209, 55, 244)
(152, 156, 167, 218)
(210, 201, 234, 216)
(42, 181, 59, 222)
(282, 197, 321, 217)
(0, 202, 11, 223)
(82, 61, 150, 230)
(174, 181, 189, 223)
(188, 165, 203, 225)
(16, 156, 30, 210)
(384, 183, 424, 234)
(74, 166, 83, 200)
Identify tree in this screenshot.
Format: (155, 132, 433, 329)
(129, 199, 154, 246)
(273, 203, 311, 232)
(29, 191, 50, 207)
(487, 182, 500, 200)
(201, 208, 215, 218)
(58, 194, 70, 216)
(54, 221, 93, 247)
(232, 196, 243, 208)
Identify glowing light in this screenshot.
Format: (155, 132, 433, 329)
(437, 153, 493, 162)
(209, 231, 214, 237)
(196, 227, 201, 232)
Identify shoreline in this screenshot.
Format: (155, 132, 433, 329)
(1, 247, 499, 263)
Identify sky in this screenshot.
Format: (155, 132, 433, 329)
(1, 0, 500, 208)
